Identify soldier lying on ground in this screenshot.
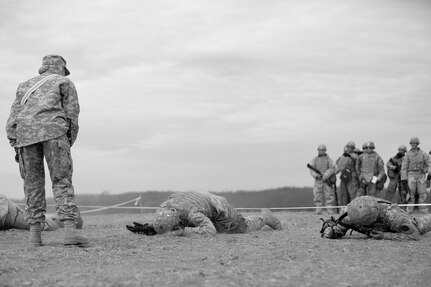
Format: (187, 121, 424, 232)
(320, 196, 431, 240)
(126, 191, 282, 236)
(0, 194, 83, 231)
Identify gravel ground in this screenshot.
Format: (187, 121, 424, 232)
(1, 212, 431, 287)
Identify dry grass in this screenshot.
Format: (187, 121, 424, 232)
(1, 212, 431, 287)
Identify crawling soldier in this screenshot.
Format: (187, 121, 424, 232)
(127, 191, 282, 236)
(320, 196, 431, 240)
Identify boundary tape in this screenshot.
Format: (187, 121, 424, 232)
(16, 197, 431, 212)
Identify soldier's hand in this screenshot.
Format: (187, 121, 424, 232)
(370, 230, 384, 240)
(323, 228, 335, 239)
(126, 222, 157, 236)
(322, 175, 328, 182)
(316, 174, 322, 180)
(14, 147, 19, 163)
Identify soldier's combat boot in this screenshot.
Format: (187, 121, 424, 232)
(63, 219, 89, 246)
(29, 223, 42, 247)
(261, 208, 282, 230)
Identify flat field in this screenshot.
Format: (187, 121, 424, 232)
(1, 212, 431, 287)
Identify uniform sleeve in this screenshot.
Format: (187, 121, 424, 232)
(401, 154, 409, 180)
(184, 211, 217, 236)
(377, 156, 385, 179)
(60, 80, 80, 146)
(423, 153, 429, 174)
(309, 158, 319, 179)
(5, 87, 21, 147)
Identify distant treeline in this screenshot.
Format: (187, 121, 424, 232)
(31, 187, 314, 214)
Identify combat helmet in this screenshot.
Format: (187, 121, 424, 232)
(317, 144, 327, 151)
(346, 141, 355, 148)
(398, 145, 407, 152)
(152, 207, 181, 234)
(409, 137, 420, 144)
(346, 196, 380, 225)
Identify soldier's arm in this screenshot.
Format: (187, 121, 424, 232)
(60, 80, 80, 146)
(181, 211, 217, 236)
(423, 153, 429, 174)
(309, 158, 320, 179)
(6, 87, 21, 147)
(377, 156, 385, 179)
(401, 155, 408, 180)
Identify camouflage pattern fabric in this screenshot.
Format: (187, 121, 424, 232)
(0, 194, 72, 231)
(336, 152, 358, 205)
(19, 135, 79, 224)
(356, 152, 385, 197)
(6, 68, 79, 148)
(156, 191, 268, 236)
(324, 199, 431, 240)
(401, 148, 429, 213)
(309, 154, 337, 213)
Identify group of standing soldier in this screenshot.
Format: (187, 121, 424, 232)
(309, 138, 430, 215)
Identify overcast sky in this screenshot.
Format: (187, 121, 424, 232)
(1, 0, 431, 200)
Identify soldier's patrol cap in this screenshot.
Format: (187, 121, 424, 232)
(40, 55, 70, 76)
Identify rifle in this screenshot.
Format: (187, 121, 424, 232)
(307, 163, 338, 211)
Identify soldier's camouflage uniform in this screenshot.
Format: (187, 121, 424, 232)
(386, 154, 406, 203)
(0, 194, 82, 231)
(401, 148, 429, 214)
(5, 56, 81, 225)
(335, 152, 358, 206)
(309, 154, 337, 214)
(356, 151, 385, 197)
(155, 191, 281, 236)
(324, 200, 431, 240)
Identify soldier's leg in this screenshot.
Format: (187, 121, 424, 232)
(385, 179, 397, 202)
(368, 183, 377, 197)
(347, 178, 357, 203)
(44, 135, 88, 245)
(21, 143, 46, 246)
(357, 180, 366, 197)
(338, 181, 349, 206)
(6, 199, 29, 230)
(417, 176, 429, 214)
(313, 180, 324, 214)
(407, 176, 418, 214)
(324, 183, 337, 214)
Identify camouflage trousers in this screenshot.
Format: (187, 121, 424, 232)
(338, 177, 357, 206)
(357, 180, 377, 198)
(407, 172, 429, 213)
(244, 214, 266, 232)
(18, 134, 79, 224)
(386, 177, 407, 204)
(313, 180, 336, 212)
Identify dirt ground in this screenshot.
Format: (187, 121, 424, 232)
(1, 212, 431, 287)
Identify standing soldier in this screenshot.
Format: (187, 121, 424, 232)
(386, 145, 407, 203)
(356, 141, 385, 198)
(335, 141, 358, 206)
(308, 144, 337, 215)
(6, 55, 88, 247)
(401, 137, 429, 214)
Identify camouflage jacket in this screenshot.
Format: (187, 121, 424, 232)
(401, 148, 429, 180)
(309, 154, 336, 179)
(159, 191, 240, 236)
(356, 152, 385, 182)
(6, 71, 79, 148)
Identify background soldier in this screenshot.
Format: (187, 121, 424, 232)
(308, 144, 337, 215)
(356, 141, 385, 198)
(401, 137, 429, 214)
(335, 141, 358, 206)
(6, 55, 87, 247)
(126, 191, 282, 236)
(386, 145, 407, 203)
